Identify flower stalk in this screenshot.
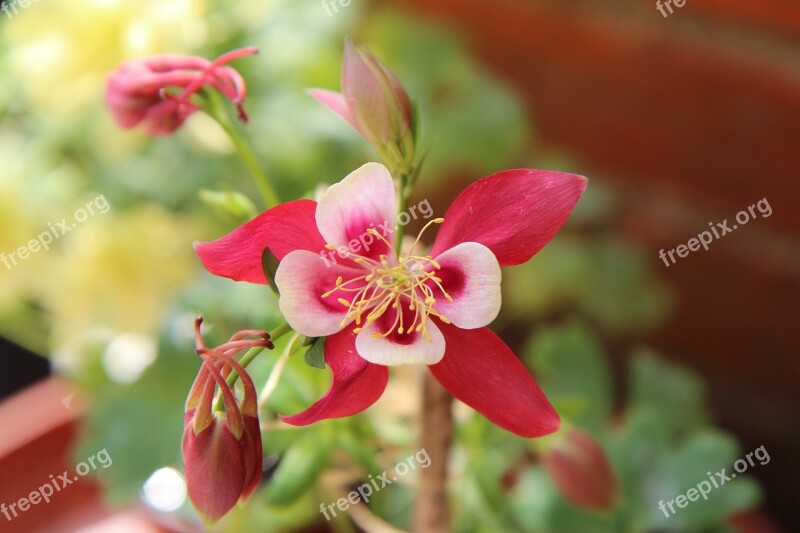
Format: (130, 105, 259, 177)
(213, 321, 294, 412)
(203, 89, 281, 209)
(412, 372, 453, 533)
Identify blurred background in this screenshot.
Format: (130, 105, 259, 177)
(0, 0, 797, 531)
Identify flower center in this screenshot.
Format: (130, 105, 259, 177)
(321, 219, 453, 341)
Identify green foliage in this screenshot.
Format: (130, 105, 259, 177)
(199, 189, 258, 226)
(74, 333, 198, 504)
(524, 320, 612, 432)
(266, 432, 332, 506)
(629, 348, 708, 438)
(504, 235, 674, 335)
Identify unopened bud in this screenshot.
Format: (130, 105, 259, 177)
(309, 37, 416, 173)
(541, 426, 618, 511)
(181, 318, 270, 525)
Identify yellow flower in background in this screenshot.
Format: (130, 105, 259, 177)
(1, 0, 210, 114)
(0, 0, 228, 364)
(0, 171, 41, 301)
(43, 205, 202, 371)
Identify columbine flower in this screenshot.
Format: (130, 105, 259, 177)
(106, 47, 257, 136)
(540, 426, 618, 511)
(196, 163, 586, 438)
(309, 37, 415, 173)
(182, 318, 272, 525)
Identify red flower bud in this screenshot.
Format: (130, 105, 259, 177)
(541, 426, 618, 511)
(182, 318, 271, 526)
(106, 47, 257, 136)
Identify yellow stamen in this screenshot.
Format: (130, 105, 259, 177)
(320, 219, 454, 341)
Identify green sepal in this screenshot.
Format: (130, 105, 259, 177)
(261, 247, 280, 295)
(304, 336, 326, 369)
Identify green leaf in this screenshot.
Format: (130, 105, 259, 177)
(524, 320, 612, 431)
(503, 237, 673, 335)
(645, 431, 762, 531)
(266, 432, 331, 506)
(304, 336, 326, 369)
(337, 429, 382, 474)
(261, 247, 280, 295)
(629, 348, 708, 439)
(198, 189, 257, 225)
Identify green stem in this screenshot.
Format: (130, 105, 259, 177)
(258, 332, 303, 408)
(376, 138, 419, 256)
(270, 322, 293, 340)
(395, 171, 410, 255)
(213, 322, 294, 411)
(204, 92, 281, 209)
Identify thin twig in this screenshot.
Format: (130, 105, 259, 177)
(349, 500, 409, 533)
(258, 332, 300, 408)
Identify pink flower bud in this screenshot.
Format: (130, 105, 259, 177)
(182, 318, 272, 526)
(541, 426, 618, 511)
(106, 47, 257, 136)
(310, 37, 415, 172)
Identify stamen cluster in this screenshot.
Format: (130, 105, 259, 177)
(321, 218, 453, 341)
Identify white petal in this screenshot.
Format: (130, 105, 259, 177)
(275, 250, 363, 337)
(356, 320, 445, 366)
(432, 242, 502, 329)
(315, 163, 396, 260)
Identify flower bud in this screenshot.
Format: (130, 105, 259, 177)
(309, 37, 415, 173)
(182, 318, 271, 526)
(182, 413, 248, 525)
(106, 47, 257, 136)
(541, 426, 618, 511)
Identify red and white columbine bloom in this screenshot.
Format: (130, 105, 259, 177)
(196, 163, 587, 438)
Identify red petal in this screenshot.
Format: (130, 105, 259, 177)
(239, 415, 263, 502)
(428, 323, 560, 438)
(430, 169, 587, 266)
(195, 199, 326, 284)
(280, 326, 388, 425)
